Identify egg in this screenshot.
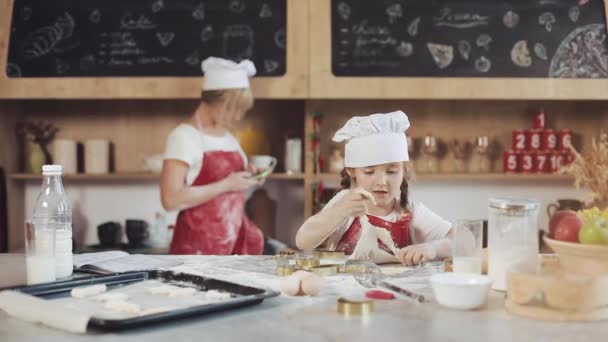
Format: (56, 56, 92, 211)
(280, 274, 302, 296)
(299, 272, 324, 296)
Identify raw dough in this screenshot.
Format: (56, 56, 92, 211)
(95, 292, 129, 303)
(70, 284, 107, 298)
(203, 290, 232, 301)
(147, 284, 196, 297)
(104, 300, 141, 314)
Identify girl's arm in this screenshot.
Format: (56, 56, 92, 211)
(160, 159, 256, 211)
(295, 190, 369, 251)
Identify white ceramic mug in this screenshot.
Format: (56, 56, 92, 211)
(84, 139, 110, 174)
(52, 139, 77, 174)
(249, 155, 277, 179)
(285, 138, 302, 173)
(250, 155, 277, 170)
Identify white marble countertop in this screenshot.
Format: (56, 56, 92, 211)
(0, 253, 606, 342)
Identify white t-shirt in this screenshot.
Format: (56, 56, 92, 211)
(163, 124, 247, 185)
(323, 189, 452, 249)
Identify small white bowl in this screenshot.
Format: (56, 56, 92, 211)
(430, 273, 492, 310)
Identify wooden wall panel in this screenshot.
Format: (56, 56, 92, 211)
(20, 99, 305, 172)
(311, 100, 608, 173)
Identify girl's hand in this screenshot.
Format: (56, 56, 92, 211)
(246, 163, 258, 175)
(397, 243, 437, 266)
(331, 189, 373, 220)
(221, 171, 258, 192)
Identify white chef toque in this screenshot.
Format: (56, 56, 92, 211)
(201, 57, 256, 90)
(332, 111, 410, 167)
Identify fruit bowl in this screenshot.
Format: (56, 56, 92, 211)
(543, 235, 608, 276)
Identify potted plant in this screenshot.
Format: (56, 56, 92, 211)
(16, 121, 59, 173)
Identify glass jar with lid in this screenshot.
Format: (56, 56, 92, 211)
(488, 198, 540, 291)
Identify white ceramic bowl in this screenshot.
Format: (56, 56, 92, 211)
(430, 273, 492, 310)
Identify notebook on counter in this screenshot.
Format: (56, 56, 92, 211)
(73, 251, 182, 275)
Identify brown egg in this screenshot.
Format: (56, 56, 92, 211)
(299, 272, 324, 296)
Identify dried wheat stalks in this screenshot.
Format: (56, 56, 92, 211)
(560, 133, 608, 206)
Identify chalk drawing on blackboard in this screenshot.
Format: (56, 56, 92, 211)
(55, 58, 70, 75)
(408, 18, 420, 37)
(274, 27, 286, 49)
(386, 4, 403, 24)
(427, 43, 454, 69)
(458, 40, 471, 60)
(229, 0, 246, 14)
(568, 6, 580, 22)
(549, 24, 608, 78)
(511, 40, 532, 67)
(151, 0, 164, 13)
(539, 12, 556, 32)
(90, 9, 101, 24)
(192, 3, 205, 20)
(223, 25, 254, 60)
(79, 55, 96, 71)
(264, 59, 279, 73)
(21, 7, 32, 21)
(434, 8, 489, 29)
(120, 13, 157, 30)
(21, 13, 75, 59)
(200, 25, 214, 42)
(137, 56, 174, 64)
(260, 3, 272, 19)
(185, 50, 200, 66)
(396, 41, 413, 57)
(534, 43, 548, 60)
(503, 11, 519, 29)
(156, 32, 175, 47)
(475, 56, 491, 72)
(476, 34, 492, 51)
(6, 63, 22, 77)
(337, 2, 351, 21)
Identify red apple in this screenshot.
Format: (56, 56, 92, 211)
(548, 210, 577, 238)
(553, 214, 584, 243)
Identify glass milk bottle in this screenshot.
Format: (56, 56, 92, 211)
(33, 165, 73, 278)
(488, 198, 539, 291)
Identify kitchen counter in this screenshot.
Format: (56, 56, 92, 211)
(0, 253, 605, 342)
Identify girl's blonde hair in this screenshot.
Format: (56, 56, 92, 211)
(201, 88, 254, 127)
(339, 162, 414, 212)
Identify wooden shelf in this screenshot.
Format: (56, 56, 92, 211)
(10, 172, 306, 181)
(313, 173, 574, 183)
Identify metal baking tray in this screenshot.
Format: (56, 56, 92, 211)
(2, 270, 279, 331)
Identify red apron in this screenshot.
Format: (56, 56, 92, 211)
(169, 150, 264, 255)
(336, 214, 412, 255)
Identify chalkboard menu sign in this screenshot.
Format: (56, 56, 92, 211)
(332, 0, 608, 78)
(6, 0, 287, 77)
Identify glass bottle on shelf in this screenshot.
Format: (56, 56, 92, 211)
(421, 134, 439, 173)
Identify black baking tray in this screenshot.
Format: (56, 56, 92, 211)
(2, 270, 279, 331)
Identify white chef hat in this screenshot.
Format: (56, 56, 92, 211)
(332, 111, 410, 167)
(201, 57, 256, 90)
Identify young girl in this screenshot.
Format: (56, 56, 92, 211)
(161, 57, 264, 255)
(296, 111, 453, 265)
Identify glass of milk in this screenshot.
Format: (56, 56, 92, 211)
(25, 220, 56, 285)
(452, 219, 483, 274)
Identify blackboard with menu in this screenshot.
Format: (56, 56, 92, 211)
(332, 0, 608, 78)
(6, 0, 287, 77)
